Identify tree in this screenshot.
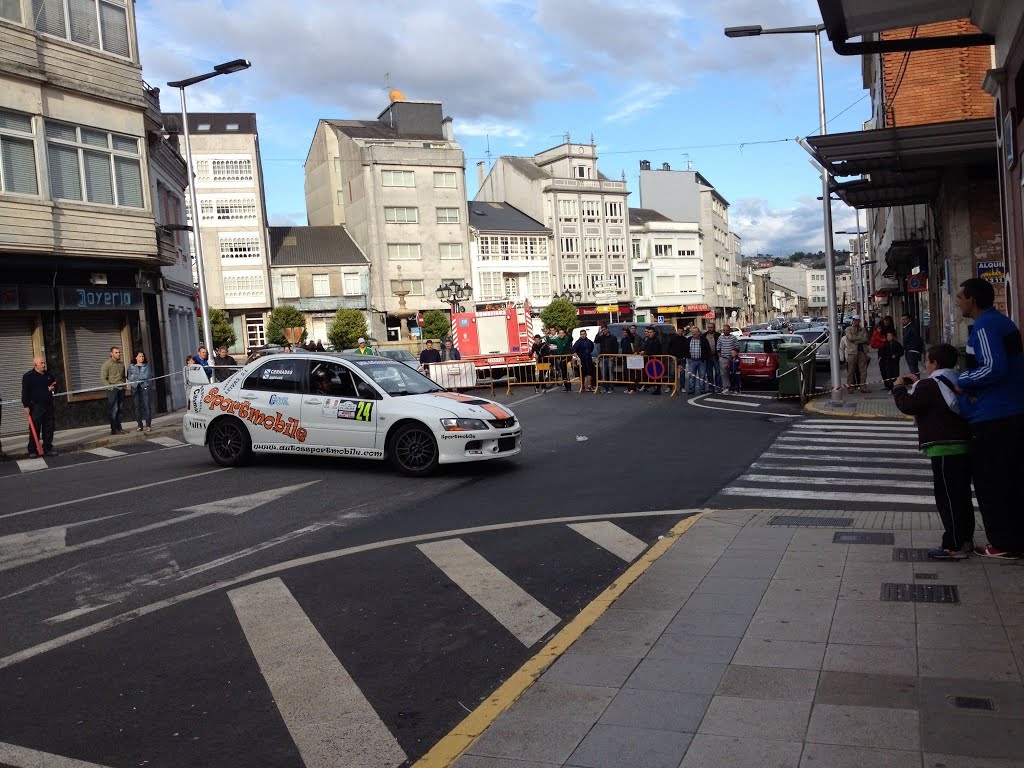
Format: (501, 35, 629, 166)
(266, 305, 307, 345)
(327, 308, 368, 350)
(539, 298, 579, 333)
(421, 309, 451, 341)
(197, 308, 236, 350)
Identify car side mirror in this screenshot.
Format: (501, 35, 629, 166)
(185, 365, 210, 386)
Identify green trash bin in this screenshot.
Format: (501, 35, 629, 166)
(776, 343, 816, 401)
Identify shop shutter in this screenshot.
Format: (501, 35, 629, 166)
(0, 316, 37, 436)
(64, 313, 123, 395)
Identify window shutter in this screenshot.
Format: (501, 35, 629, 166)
(48, 144, 82, 201)
(99, 1, 129, 57)
(68, 0, 99, 47)
(2, 137, 39, 195)
(114, 156, 143, 207)
(64, 313, 123, 393)
(32, 0, 66, 36)
(83, 150, 114, 204)
(0, 317, 37, 436)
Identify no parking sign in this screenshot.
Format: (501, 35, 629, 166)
(645, 358, 665, 380)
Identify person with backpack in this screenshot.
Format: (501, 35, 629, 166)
(892, 343, 973, 560)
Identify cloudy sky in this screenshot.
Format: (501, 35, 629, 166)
(137, 0, 867, 257)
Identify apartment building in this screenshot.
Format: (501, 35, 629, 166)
(162, 112, 272, 356)
(304, 94, 473, 342)
(628, 208, 710, 326)
(467, 201, 553, 309)
(268, 225, 371, 343)
(475, 141, 633, 324)
(637, 165, 740, 326)
(0, 0, 190, 432)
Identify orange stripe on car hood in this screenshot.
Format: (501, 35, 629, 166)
(427, 392, 512, 420)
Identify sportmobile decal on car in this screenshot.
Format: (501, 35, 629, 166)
(252, 443, 385, 458)
(203, 387, 308, 442)
(426, 392, 513, 421)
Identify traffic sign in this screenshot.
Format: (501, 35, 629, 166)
(657, 315, 664, 323)
(645, 358, 665, 380)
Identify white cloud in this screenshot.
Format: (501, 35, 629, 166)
(604, 82, 677, 123)
(456, 121, 527, 140)
(731, 196, 857, 256)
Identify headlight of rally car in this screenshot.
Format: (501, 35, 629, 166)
(440, 418, 489, 432)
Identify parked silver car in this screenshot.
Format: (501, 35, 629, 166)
(792, 328, 830, 366)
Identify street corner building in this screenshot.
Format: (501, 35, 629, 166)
(0, 0, 201, 438)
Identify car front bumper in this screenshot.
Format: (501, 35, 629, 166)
(437, 428, 522, 464)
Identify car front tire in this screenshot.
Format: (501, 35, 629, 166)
(389, 422, 439, 477)
(208, 417, 253, 467)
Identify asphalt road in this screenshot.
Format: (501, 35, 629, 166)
(0, 388, 794, 767)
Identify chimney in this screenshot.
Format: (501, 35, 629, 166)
(661, 162, 671, 171)
(477, 161, 486, 188)
(442, 116, 454, 141)
(640, 160, 651, 171)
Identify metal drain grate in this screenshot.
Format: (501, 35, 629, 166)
(914, 573, 939, 580)
(893, 548, 932, 561)
(880, 583, 959, 603)
(770, 516, 854, 527)
(833, 532, 895, 545)
(953, 696, 995, 711)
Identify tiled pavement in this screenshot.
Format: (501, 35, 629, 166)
(452, 510, 1024, 768)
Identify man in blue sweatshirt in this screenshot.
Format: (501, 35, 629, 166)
(955, 278, 1024, 558)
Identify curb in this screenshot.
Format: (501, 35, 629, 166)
(414, 510, 708, 768)
(3, 424, 184, 461)
(803, 398, 912, 421)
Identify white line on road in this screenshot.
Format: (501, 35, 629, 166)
(704, 397, 760, 408)
(417, 538, 560, 646)
(172, 524, 328, 581)
(0, 741, 113, 768)
(759, 452, 928, 465)
(777, 436, 912, 446)
(768, 444, 919, 454)
(785, 432, 916, 441)
(721, 487, 936, 505)
(751, 462, 926, 476)
(229, 578, 407, 768)
(43, 602, 113, 625)
(15, 458, 47, 473)
(0, 467, 230, 520)
(688, 396, 801, 419)
(0, 444, 190, 483)
(147, 436, 184, 448)
(739, 473, 934, 489)
(86, 447, 126, 458)
(794, 423, 915, 431)
(568, 521, 647, 562)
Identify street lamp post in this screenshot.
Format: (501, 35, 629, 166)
(168, 59, 251, 355)
(434, 279, 473, 315)
(725, 23, 843, 405)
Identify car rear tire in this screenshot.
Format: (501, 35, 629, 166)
(208, 418, 252, 467)
(389, 422, 439, 477)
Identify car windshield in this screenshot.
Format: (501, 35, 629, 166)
(380, 349, 417, 362)
(351, 358, 443, 396)
(738, 339, 778, 354)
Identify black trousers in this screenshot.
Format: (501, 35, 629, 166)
(971, 413, 1024, 551)
(930, 453, 974, 550)
(27, 402, 55, 454)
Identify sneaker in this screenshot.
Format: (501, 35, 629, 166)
(43, 450, 59, 457)
(145, 427, 152, 432)
(974, 545, 1021, 559)
(137, 427, 144, 432)
(928, 547, 969, 561)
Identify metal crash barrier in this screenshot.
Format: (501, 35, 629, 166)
(498, 353, 578, 394)
(593, 354, 680, 397)
(428, 359, 486, 393)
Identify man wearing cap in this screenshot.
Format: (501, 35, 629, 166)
(844, 316, 870, 393)
(354, 337, 373, 355)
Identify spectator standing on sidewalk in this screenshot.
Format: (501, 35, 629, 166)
(21, 356, 57, 457)
(668, 326, 689, 394)
(892, 343, 974, 560)
(684, 326, 713, 395)
(638, 326, 664, 395)
(844, 316, 870, 392)
(954, 278, 1024, 558)
(594, 325, 619, 393)
(212, 346, 237, 383)
(127, 351, 153, 432)
(441, 338, 461, 361)
(879, 331, 904, 390)
(572, 330, 596, 392)
(726, 349, 742, 393)
(418, 340, 441, 375)
(902, 313, 924, 375)
(194, 345, 213, 380)
(100, 346, 128, 435)
(704, 323, 722, 393)
(717, 325, 738, 394)
(530, 334, 549, 393)
(550, 328, 573, 391)
(620, 327, 638, 394)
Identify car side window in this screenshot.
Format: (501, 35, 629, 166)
(242, 359, 306, 393)
(309, 362, 359, 398)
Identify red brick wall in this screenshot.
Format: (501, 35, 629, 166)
(881, 21, 994, 128)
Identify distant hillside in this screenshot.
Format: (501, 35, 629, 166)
(743, 250, 851, 269)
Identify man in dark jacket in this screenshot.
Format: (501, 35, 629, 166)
(684, 326, 714, 395)
(22, 356, 58, 457)
(572, 330, 596, 391)
(594, 326, 619, 393)
(213, 346, 238, 383)
(419, 340, 442, 374)
(703, 323, 722, 393)
(620, 328, 638, 393)
(901, 314, 924, 375)
(550, 328, 573, 391)
(639, 326, 664, 395)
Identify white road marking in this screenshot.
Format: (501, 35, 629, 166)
(0, 528, 67, 570)
(229, 578, 407, 768)
(721, 487, 936, 505)
(568, 521, 647, 562)
(43, 603, 113, 625)
(173, 524, 328, 581)
(15, 458, 46, 473)
(704, 397, 760, 408)
(740, 473, 934, 489)
(86, 447, 126, 458)
(0, 741, 113, 767)
(0, 508, 700, 670)
(767, 444, 919, 454)
(417, 538, 560, 646)
(777, 436, 912, 446)
(784, 432, 916, 441)
(147, 436, 184, 447)
(794, 423, 914, 431)
(0, 467, 230, 520)
(0, 444, 190, 483)
(759, 452, 928, 465)
(688, 396, 801, 419)
(751, 462, 927, 476)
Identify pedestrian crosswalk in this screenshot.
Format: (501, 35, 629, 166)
(708, 419, 940, 511)
(0, 437, 186, 477)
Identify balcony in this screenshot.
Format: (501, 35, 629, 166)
(143, 81, 163, 132)
(544, 178, 627, 193)
(279, 295, 368, 312)
(156, 226, 182, 267)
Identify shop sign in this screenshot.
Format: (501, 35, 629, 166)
(977, 260, 1006, 283)
(59, 286, 143, 310)
(656, 306, 682, 314)
(684, 303, 710, 313)
(578, 305, 630, 316)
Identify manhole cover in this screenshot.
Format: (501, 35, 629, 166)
(914, 573, 939, 580)
(834, 532, 895, 545)
(880, 583, 959, 603)
(770, 516, 854, 527)
(953, 696, 995, 711)
(893, 548, 932, 561)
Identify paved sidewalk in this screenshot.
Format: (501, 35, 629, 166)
(449, 509, 1024, 768)
(0, 410, 184, 458)
(805, 388, 911, 420)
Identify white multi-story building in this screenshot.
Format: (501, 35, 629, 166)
(163, 112, 273, 355)
(752, 264, 838, 316)
(304, 94, 472, 341)
(475, 141, 634, 324)
(628, 208, 710, 326)
(468, 202, 553, 309)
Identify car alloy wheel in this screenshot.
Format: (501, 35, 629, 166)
(391, 423, 439, 476)
(208, 418, 252, 467)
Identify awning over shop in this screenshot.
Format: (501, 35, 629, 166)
(805, 119, 996, 208)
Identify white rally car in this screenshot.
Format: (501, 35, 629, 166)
(183, 353, 522, 476)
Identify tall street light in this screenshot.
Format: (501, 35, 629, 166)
(724, 23, 843, 406)
(168, 58, 252, 355)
